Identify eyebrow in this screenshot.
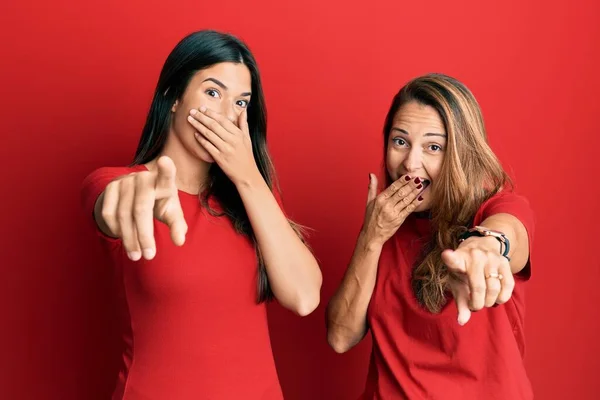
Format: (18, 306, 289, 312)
(391, 127, 447, 138)
(202, 77, 252, 97)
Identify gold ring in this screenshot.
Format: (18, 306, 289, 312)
(486, 272, 503, 280)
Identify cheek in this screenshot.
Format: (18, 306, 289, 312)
(385, 149, 404, 176)
(181, 91, 209, 112)
(172, 108, 194, 136)
(425, 157, 444, 181)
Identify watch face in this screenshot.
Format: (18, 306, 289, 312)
(473, 226, 506, 239)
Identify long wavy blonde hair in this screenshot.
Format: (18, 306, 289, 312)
(382, 73, 512, 313)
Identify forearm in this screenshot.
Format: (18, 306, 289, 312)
(236, 176, 322, 316)
(326, 232, 382, 353)
(466, 213, 530, 274)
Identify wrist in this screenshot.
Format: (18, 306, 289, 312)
(458, 225, 511, 261)
(234, 168, 264, 190)
(459, 235, 500, 252)
(358, 230, 384, 253)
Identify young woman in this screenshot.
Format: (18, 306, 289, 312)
(81, 30, 322, 400)
(326, 73, 534, 399)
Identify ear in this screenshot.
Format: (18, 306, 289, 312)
(171, 99, 179, 113)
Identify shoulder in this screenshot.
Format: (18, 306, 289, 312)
(480, 189, 532, 212)
(82, 165, 147, 186)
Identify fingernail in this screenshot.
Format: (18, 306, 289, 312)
(416, 184, 423, 189)
(187, 115, 194, 122)
(418, 196, 423, 201)
(142, 248, 155, 259)
(404, 176, 411, 181)
(128, 251, 141, 261)
(200, 106, 207, 112)
(414, 177, 421, 184)
(189, 109, 197, 115)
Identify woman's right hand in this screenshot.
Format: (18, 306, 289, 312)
(361, 174, 424, 247)
(96, 156, 188, 261)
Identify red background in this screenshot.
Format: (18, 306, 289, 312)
(1, 0, 599, 399)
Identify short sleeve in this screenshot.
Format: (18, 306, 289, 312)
(473, 190, 535, 279)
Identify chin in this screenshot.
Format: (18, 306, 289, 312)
(198, 153, 215, 163)
(413, 202, 430, 213)
(195, 147, 215, 163)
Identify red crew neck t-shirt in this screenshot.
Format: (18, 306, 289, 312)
(363, 190, 535, 400)
(81, 165, 284, 400)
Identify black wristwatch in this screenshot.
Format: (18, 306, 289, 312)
(459, 226, 511, 261)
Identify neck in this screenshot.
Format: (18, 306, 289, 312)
(146, 133, 210, 195)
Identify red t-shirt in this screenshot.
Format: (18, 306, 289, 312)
(81, 165, 283, 400)
(363, 191, 535, 400)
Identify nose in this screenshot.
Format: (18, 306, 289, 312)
(402, 147, 423, 174)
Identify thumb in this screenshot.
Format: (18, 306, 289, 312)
(155, 156, 177, 197)
(367, 173, 378, 204)
(452, 281, 472, 326)
(442, 249, 467, 274)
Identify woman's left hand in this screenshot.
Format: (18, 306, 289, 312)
(187, 106, 261, 186)
(442, 237, 515, 326)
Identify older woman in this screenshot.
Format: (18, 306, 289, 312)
(326, 73, 534, 399)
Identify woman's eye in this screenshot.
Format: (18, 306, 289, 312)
(206, 89, 220, 98)
(429, 144, 443, 152)
(393, 137, 408, 146)
(236, 99, 249, 108)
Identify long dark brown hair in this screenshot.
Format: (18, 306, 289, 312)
(382, 73, 512, 313)
(132, 30, 306, 303)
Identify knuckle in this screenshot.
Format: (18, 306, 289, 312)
(101, 206, 114, 221)
(472, 284, 486, 294)
(133, 203, 149, 217)
(105, 181, 116, 193)
(136, 171, 152, 182)
(120, 177, 133, 191)
(382, 203, 394, 214)
(487, 286, 500, 296)
(117, 208, 130, 223)
(470, 248, 485, 260)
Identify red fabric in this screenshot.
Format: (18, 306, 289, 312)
(363, 191, 535, 400)
(81, 165, 283, 400)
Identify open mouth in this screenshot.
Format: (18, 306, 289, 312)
(421, 179, 431, 188)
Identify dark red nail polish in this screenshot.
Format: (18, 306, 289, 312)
(416, 184, 423, 189)
(418, 196, 424, 201)
(404, 176, 411, 181)
(414, 177, 421, 184)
